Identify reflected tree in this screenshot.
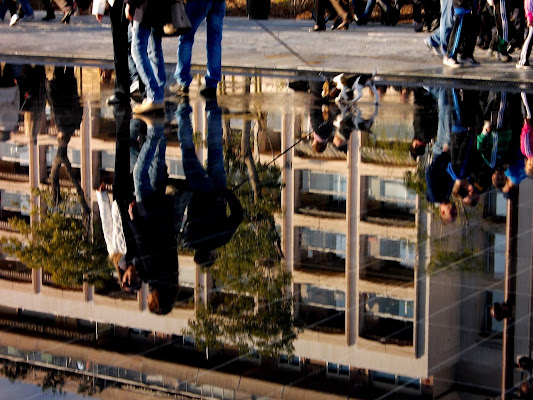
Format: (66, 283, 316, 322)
(41, 370, 65, 395)
(1, 189, 111, 287)
(188, 111, 300, 357)
(0, 361, 28, 383)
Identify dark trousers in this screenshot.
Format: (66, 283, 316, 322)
(447, 11, 479, 59)
(110, 0, 131, 98)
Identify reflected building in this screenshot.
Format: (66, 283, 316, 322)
(0, 67, 531, 399)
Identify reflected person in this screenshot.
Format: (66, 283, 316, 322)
(97, 104, 140, 292)
(128, 115, 179, 315)
(176, 99, 243, 268)
(0, 64, 20, 141)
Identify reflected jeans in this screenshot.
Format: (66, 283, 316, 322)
(427, 0, 453, 55)
(176, 101, 225, 192)
(133, 122, 167, 202)
(429, 87, 451, 157)
(175, 0, 226, 89)
(131, 21, 166, 103)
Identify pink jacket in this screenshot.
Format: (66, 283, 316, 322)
(521, 120, 533, 157)
(526, 0, 533, 26)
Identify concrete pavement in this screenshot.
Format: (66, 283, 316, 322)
(1, 11, 533, 90)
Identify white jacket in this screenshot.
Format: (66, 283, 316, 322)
(97, 190, 127, 269)
(92, 0, 115, 16)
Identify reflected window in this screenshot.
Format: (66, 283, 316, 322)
(364, 294, 414, 320)
(279, 354, 301, 369)
(485, 290, 504, 333)
(301, 171, 347, 199)
(300, 228, 346, 259)
(367, 177, 416, 205)
(301, 285, 345, 309)
(486, 233, 505, 279)
(327, 362, 350, 378)
(367, 236, 416, 267)
(0, 142, 29, 166)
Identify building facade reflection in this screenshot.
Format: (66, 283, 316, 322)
(0, 65, 531, 399)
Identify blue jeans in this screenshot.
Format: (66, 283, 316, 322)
(131, 21, 166, 103)
(175, 0, 226, 89)
(19, 0, 33, 16)
(428, 87, 452, 156)
(427, 0, 453, 55)
(176, 101, 226, 192)
(133, 122, 167, 202)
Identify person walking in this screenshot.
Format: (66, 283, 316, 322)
(171, 0, 226, 99)
(516, 0, 533, 68)
(125, 0, 166, 113)
(93, 0, 138, 104)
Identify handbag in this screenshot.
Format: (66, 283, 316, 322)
(163, 0, 192, 36)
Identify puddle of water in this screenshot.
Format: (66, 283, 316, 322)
(0, 62, 531, 400)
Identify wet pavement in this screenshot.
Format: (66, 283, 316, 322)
(1, 12, 533, 89)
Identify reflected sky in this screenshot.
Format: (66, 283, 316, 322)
(0, 62, 532, 399)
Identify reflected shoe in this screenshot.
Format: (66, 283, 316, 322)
(425, 39, 441, 56)
(61, 10, 71, 23)
(459, 56, 479, 66)
(132, 99, 165, 114)
(106, 94, 128, 105)
(42, 13, 55, 21)
(443, 56, 461, 68)
(22, 14, 34, 22)
(9, 14, 19, 26)
(169, 83, 189, 96)
(516, 62, 533, 69)
(199, 86, 217, 98)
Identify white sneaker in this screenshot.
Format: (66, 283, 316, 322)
(9, 14, 19, 26)
(443, 57, 461, 68)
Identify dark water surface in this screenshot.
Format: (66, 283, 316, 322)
(0, 62, 532, 400)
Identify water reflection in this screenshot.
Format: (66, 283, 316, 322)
(0, 63, 531, 399)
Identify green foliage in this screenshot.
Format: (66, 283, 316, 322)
(188, 130, 299, 357)
(404, 162, 427, 200)
(0, 190, 111, 287)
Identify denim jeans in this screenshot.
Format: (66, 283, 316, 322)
(133, 122, 167, 202)
(352, 0, 376, 23)
(175, 0, 226, 89)
(427, 0, 453, 55)
(428, 87, 452, 157)
(176, 101, 226, 192)
(131, 21, 166, 103)
(18, 0, 33, 16)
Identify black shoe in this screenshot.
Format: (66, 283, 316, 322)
(199, 86, 217, 98)
(333, 18, 350, 30)
(106, 94, 128, 105)
(42, 12, 55, 21)
(310, 24, 326, 32)
(61, 10, 71, 23)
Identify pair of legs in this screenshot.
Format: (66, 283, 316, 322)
(0, 0, 33, 20)
(446, 9, 478, 61)
(131, 21, 166, 103)
(175, 0, 226, 89)
(176, 101, 225, 192)
(133, 121, 167, 202)
(426, 0, 454, 55)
